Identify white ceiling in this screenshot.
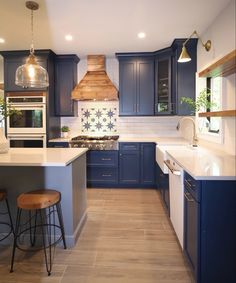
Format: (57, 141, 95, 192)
(0, 0, 232, 58)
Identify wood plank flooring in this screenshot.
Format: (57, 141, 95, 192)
(0, 189, 194, 283)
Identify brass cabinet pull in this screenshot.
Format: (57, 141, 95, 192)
(101, 158, 111, 161)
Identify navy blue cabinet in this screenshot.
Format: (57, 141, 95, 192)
(140, 143, 156, 185)
(116, 56, 155, 116)
(0, 49, 61, 140)
(0, 50, 54, 92)
(119, 142, 156, 187)
(184, 172, 236, 283)
(87, 151, 119, 187)
(155, 49, 173, 115)
(156, 163, 169, 214)
(116, 39, 197, 116)
(171, 39, 198, 116)
(119, 143, 140, 184)
(55, 55, 79, 116)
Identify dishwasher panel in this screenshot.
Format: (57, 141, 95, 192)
(166, 156, 184, 249)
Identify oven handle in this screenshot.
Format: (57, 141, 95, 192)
(164, 160, 181, 176)
(8, 135, 45, 140)
(8, 105, 45, 109)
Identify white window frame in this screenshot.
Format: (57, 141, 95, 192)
(196, 76, 224, 144)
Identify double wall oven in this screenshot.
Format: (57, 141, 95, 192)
(6, 92, 47, 148)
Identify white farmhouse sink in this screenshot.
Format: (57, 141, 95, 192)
(156, 144, 188, 174)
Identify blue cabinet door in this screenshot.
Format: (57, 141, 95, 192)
(140, 143, 156, 185)
(171, 39, 198, 116)
(118, 56, 154, 116)
(119, 151, 140, 184)
(155, 49, 173, 115)
(55, 55, 79, 116)
(119, 60, 137, 115)
(137, 60, 155, 115)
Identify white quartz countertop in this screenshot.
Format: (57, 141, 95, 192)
(49, 136, 188, 145)
(166, 147, 236, 180)
(119, 136, 188, 144)
(0, 148, 88, 167)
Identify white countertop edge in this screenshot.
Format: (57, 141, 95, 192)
(0, 148, 88, 167)
(166, 151, 236, 181)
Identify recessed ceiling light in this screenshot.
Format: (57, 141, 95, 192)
(138, 32, 146, 39)
(65, 34, 73, 41)
(0, 38, 5, 43)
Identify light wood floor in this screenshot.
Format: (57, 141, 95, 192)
(0, 189, 193, 283)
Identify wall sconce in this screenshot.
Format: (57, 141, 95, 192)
(15, 1, 49, 88)
(178, 30, 211, 63)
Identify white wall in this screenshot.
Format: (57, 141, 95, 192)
(182, 0, 236, 155)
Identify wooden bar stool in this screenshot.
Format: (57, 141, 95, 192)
(0, 189, 14, 242)
(10, 189, 67, 276)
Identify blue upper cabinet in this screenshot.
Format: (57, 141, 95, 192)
(116, 55, 155, 116)
(171, 39, 198, 116)
(0, 50, 55, 92)
(155, 48, 173, 115)
(55, 55, 79, 116)
(116, 38, 197, 116)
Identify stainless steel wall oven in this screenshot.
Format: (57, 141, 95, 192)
(6, 92, 47, 148)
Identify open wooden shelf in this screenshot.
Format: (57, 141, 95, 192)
(198, 110, 236, 117)
(198, 49, 236, 77)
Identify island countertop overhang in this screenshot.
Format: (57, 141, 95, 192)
(0, 148, 88, 166)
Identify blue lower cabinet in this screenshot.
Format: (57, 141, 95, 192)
(140, 143, 156, 185)
(87, 151, 118, 187)
(184, 172, 236, 283)
(119, 150, 140, 185)
(119, 142, 156, 187)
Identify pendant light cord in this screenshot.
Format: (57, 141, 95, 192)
(30, 8, 34, 55)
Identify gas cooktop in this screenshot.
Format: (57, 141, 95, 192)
(69, 135, 119, 150)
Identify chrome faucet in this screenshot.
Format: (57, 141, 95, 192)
(176, 117, 198, 147)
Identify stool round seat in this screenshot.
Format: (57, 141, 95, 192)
(0, 190, 7, 201)
(17, 189, 61, 210)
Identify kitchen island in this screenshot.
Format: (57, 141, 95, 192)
(0, 148, 88, 247)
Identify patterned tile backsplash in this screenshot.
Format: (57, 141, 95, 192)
(81, 107, 117, 133)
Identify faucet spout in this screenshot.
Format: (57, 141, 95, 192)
(176, 117, 198, 147)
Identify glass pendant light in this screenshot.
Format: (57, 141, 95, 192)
(15, 1, 49, 88)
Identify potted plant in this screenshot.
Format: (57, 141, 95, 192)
(180, 88, 217, 115)
(61, 125, 70, 138)
(0, 97, 21, 153)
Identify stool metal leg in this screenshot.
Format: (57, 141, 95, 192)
(10, 208, 22, 273)
(39, 209, 52, 276)
(29, 210, 38, 247)
(56, 203, 67, 249)
(5, 198, 14, 237)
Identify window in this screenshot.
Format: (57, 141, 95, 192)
(207, 77, 221, 133)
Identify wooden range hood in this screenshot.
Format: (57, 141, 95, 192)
(72, 55, 118, 101)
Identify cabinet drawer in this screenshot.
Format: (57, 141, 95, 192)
(87, 151, 118, 167)
(184, 172, 201, 202)
(119, 143, 139, 151)
(87, 167, 118, 183)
